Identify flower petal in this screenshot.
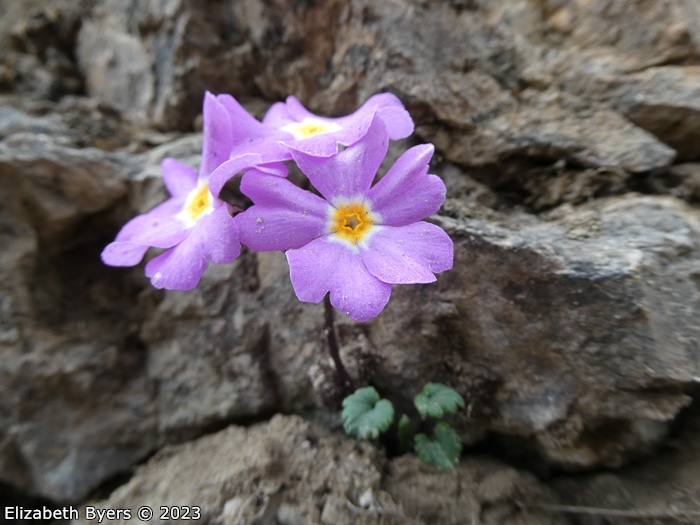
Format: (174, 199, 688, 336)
(283, 102, 376, 157)
(216, 93, 271, 143)
(360, 222, 454, 284)
(366, 144, 446, 226)
(291, 118, 389, 202)
(364, 92, 414, 140)
(284, 133, 343, 157)
(287, 237, 392, 322)
(262, 98, 299, 128)
(200, 92, 233, 178)
(268, 94, 412, 158)
(228, 136, 293, 164)
(101, 242, 149, 266)
(237, 172, 330, 251)
(161, 158, 197, 198)
(208, 153, 285, 199)
(195, 203, 241, 264)
(113, 198, 189, 248)
(144, 234, 209, 290)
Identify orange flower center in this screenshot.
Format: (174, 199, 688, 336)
(331, 202, 375, 244)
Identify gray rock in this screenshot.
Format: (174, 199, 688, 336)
(73, 415, 386, 525)
(72, 415, 565, 525)
(360, 196, 700, 469)
(539, 0, 698, 71)
(76, 0, 258, 130)
(612, 67, 700, 161)
(551, 405, 700, 524)
(384, 456, 566, 525)
(0, 115, 153, 501)
(420, 89, 676, 172)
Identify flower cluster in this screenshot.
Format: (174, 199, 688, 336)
(102, 92, 453, 321)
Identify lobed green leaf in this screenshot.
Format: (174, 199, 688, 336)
(414, 422, 462, 470)
(414, 383, 465, 419)
(342, 386, 395, 440)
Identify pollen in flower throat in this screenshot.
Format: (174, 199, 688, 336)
(281, 118, 342, 140)
(178, 184, 214, 225)
(331, 202, 375, 244)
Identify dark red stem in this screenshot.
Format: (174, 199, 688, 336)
(324, 295, 354, 394)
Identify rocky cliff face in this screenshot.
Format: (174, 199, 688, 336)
(1, 0, 700, 522)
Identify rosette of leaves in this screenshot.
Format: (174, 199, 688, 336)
(414, 382, 465, 418)
(342, 386, 394, 439)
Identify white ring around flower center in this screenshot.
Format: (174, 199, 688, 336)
(280, 118, 342, 140)
(176, 183, 214, 227)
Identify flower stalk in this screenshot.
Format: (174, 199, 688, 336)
(324, 294, 354, 395)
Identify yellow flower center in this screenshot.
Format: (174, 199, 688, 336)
(331, 202, 375, 244)
(281, 118, 342, 140)
(177, 184, 214, 226)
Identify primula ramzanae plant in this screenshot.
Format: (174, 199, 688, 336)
(342, 384, 465, 470)
(102, 91, 454, 322)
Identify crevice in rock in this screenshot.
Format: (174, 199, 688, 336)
(0, 480, 58, 524)
(28, 232, 145, 332)
(249, 324, 284, 410)
(461, 390, 700, 490)
(80, 469, 136, 506)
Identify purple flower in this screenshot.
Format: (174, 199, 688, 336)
(208, 92, 415, 198)
(235, 119, 453, 322)
(101, 92, 286, 290)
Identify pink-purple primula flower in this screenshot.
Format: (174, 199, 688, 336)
(208, 92, 414, 198)
(101, 92, 285, 290)
(236, 119, 454, 322)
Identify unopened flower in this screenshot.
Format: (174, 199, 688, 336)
(236, 120, 453, 321)
(101, 92, 285, 290)
(208, 92, 415, 197)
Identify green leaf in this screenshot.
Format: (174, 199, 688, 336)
(414, 383, 465, 419)
(415, 422, 462, 470)
(342, 386, 394, 440)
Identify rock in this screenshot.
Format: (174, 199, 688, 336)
(0, 0, 84, 100)
(551, 403, 700, 524)
(672, 163, 700, 202)
(539, 0, 698, 71)
(73, 415, 387, 525)
(384, 456, 566, 525)
(0, 110, 153, 502)
(612, 67, 700, 161)
(76, 0, 258, 130)
(0, 130, 129, 243)
(359, 2, 676, 173)
(72, 415, 565, 525)
(359, 195, 700, 470)
(420, 89, 676, 172)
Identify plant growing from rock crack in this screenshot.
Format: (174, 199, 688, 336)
(102, 90, 456, 470)
(341, 383, 465, 470)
